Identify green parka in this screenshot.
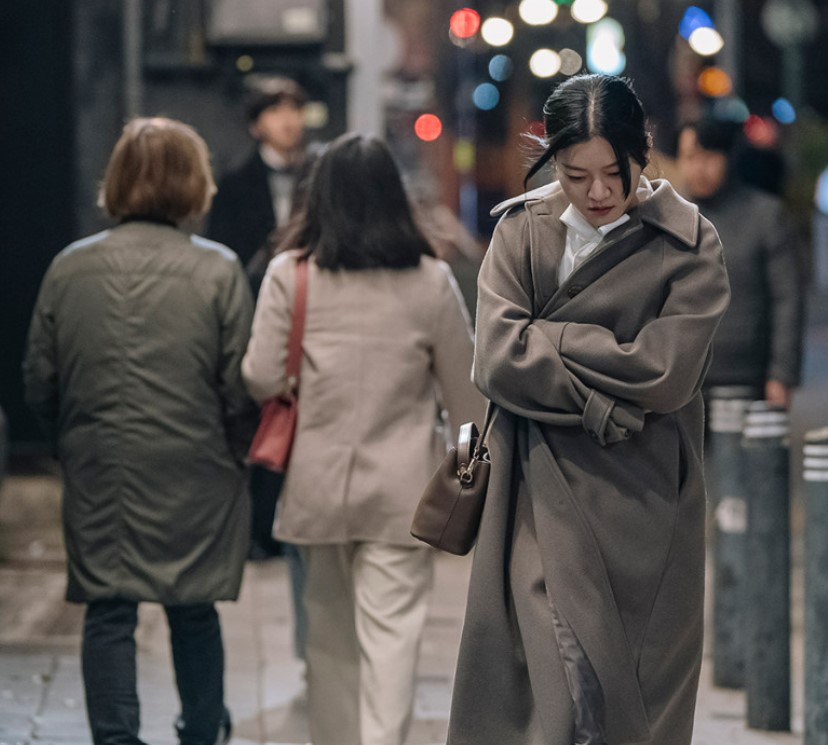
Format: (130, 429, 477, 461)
(23, 220, 254, 604)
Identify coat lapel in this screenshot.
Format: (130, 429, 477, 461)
(535, 210, 657, 319)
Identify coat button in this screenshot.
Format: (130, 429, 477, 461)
(567, 285, 583, 298)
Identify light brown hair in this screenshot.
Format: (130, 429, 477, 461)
(98, 117, 216, 223)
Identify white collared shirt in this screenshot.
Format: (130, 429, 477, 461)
(259, 144, 296, 226)
(558, 177, 655, 283)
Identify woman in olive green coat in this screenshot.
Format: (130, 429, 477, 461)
(447, 76, 730, 745)
(23, 118, 254, 745)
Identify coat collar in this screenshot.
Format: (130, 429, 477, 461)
(491, 178, 700, 249)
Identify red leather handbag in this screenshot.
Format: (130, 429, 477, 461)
(248, 258, 308, 473)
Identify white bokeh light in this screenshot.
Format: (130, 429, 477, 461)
(572, 0, 609, 24)
(519, 0, 559, 25)
(530, 48, 562, 77)
(586, 19, 626, 75)
(481, 17, 515, 46)
(688, 27, 725, 56)
(559, 48, 584, 76)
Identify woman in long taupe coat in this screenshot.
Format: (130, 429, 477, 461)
(447, 75, 730, 745)
(242, 133, 482, 745)
(23, 118, 253, 745)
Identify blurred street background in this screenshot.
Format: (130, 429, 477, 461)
(2, 1, 828, 743)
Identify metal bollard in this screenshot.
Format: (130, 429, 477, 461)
(707, 391, 753, 688)
(742, 402, 791, 731)
(804, 428, 828, 745)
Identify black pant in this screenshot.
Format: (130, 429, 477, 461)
(249, 464, 285, 553)
(82, 599, 226, 745)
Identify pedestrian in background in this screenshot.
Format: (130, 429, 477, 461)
(208, 75, 309, 564)
(676, 117, 805, 407)
(23, 117, 254, 745)
(447, 74, 730, 745)
(242, 133, 483, 745)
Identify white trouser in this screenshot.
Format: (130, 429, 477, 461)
(302, 541, 434, 745)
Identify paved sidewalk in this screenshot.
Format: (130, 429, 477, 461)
(0, 465, 805, 744)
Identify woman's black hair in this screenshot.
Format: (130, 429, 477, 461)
(283, 133, 434, 270)
(525, 74, 650, 197)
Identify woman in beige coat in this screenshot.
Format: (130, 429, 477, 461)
(447, 75, 730, 745)
(242, 133, 482, 745)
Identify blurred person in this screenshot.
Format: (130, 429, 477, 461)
(208, 75, 309, 562)
(447, 74, 730, 745)
(23, 117, 254, 745)
(242, 133, 483, 745)
(208, 75, 308, 269)
(677, 117, 804, 407)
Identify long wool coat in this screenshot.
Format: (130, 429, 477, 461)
(447, 179, 730, 745)
(23, 221, 255, 604)
(242, 252, 484, 546)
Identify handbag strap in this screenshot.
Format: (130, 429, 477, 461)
(284, 258, 308, 393)
(472, 401, 496, 460)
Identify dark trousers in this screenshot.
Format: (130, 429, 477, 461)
(249, 464, 285, 553)
(82, 599, 226, 745)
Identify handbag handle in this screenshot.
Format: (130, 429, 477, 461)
(457, 401, 495, 484)
(284, 258, 308, 394)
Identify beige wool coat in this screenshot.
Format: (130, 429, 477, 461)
(447, 179, 730, 745)
(242, 251, 483, 545)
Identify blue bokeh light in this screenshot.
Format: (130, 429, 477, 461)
(817, 168, 828, 215)
(772, 97, 797, 125)
(488, 54, 514, 82)
(679, 6, 714, 40)
(712, 96, 750, 123)
(473, 82, 500, 110)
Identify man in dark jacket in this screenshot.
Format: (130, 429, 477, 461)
(677, 118, 804, 407)
(208, 76, 308, 562)
(208, 75, 308, 268)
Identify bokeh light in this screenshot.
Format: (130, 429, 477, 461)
(586, 18, 626, 75)
(679, 6, 714, 40)
(571, 0, 609, 24)
(744, 114, 778, 148)
(816, 168, 828, 215)
(530, 49, 562, 78)
(689, 27, 724, 56)
(519, 0, 559, 25)
(489, 54, 514, 81)
(772, 98, 797, 125)
(414, 113, 443, 142)
(449, 8, 481, 39)
(698, 67, 733, 97)
(712, 97, 750, 123)
(473, 82, 501, 110)
(559, 48, 584, 76)
(481, 17, 514, 46)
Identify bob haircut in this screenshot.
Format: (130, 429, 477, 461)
(526, 74, 650, 197)
(99, 117, 216, 224)
(285, 133, 434, 271)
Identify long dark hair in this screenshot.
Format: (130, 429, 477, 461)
(525, 74, 650, 197)
(282, 133, 434, 270)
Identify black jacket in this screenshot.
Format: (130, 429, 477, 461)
(208, 151, 275, 267)
(698, 182, 804, 388)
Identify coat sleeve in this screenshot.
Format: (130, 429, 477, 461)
(216, 257, 258, 465)
(539, 218, 731, 414)
(241, 255, 292, 403)
(763, 203, 804, 387)
(430, 262, 486, 439)
(473, 213, 645, 443)
(22, 265, 59, 442)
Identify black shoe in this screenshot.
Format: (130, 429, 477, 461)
(174, 707, 232, 745)
(247, 538, 284, 562)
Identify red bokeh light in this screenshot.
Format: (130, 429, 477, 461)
(414, 114, 443, 142)
(743, 114, 778, 149)
(450, 8, 481, 39)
